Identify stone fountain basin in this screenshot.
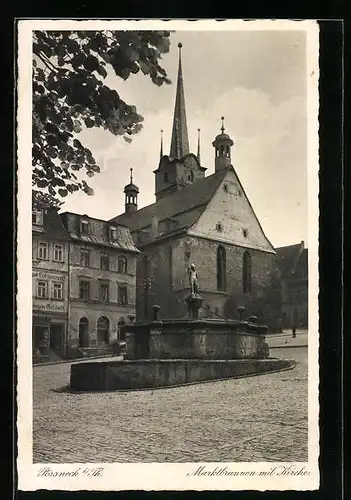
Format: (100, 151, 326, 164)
(70, 358, 296, 392)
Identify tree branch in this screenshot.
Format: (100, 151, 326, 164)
(36, 52, 56, 73)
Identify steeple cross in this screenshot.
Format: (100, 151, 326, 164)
(221, 116, 225, 134)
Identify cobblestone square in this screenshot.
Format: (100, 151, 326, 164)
(33, 347, 308, 463)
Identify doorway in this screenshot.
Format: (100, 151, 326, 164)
(50, 323, 64, 355)
(34, 325, 49, 354)
(79, 317, 89, 347)
(97, 316, 109, 344)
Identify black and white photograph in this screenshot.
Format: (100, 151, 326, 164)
(17, 19, 319, 491)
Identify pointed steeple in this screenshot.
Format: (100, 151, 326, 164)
(197, 128, 201, 163)
(170, 43, 190, 159)
(160, 129, 164, 158)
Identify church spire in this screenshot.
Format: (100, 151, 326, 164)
(197, 128, 201, 163)
(160, 129, 164, 158)
(169, 43, 190, 159)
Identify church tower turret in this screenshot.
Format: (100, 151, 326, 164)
(124, 168, 139, 213)
(212, 116, 234, 172)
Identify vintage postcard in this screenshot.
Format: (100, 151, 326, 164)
(16, 19, 320, 491)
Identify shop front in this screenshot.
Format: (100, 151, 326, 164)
(33, 303, 67, 360)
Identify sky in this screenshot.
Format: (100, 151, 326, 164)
(60, 29, 308, 248)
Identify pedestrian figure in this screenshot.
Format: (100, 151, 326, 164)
(292, 309, 297, 338)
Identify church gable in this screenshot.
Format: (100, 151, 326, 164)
(188, 167, 275, 254)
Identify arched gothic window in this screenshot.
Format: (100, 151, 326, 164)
(243, 251, 252, 294)
(217, 246, 226, 291)
(142, 255, 149, 277)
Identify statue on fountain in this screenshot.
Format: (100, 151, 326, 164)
(188, 263, 199, 295)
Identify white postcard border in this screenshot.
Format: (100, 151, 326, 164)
(17, 18, 320, 491)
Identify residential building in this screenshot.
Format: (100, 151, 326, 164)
(275, 241, 308, 329)
(60, 212, 139, 355)
(32, 208, 70, 358)
(32, 209, 138, 360)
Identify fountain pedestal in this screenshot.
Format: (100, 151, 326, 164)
(185, 293, 204, 319)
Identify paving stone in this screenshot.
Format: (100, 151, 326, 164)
(33, 347, 308, 463)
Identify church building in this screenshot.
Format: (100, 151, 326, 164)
(110, 43, 279, 325)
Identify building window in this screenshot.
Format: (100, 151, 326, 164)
(110, 226, 117, 241)
(216, 222, 223, 232)
(99, 282, 109, 303)
(32, 211, 43, 226)
(37, 242, 48, 260)
(164, 172, 168, 183)
(243, 251, 252, 294)
(223, 183, 229, 193)
(118, 256, 128, 274)
(80, 248, 90, 267)
(37, 280, 48, 298)
(217, 245, 226, 291)
(52, 282, 63, 300)
(100, 253, 109, 270)
(80, 219, 89, 236)
(187, 171, 194, 182)
(117, 285, 128, 305)
(79, 280, 90, 300)
(242, 228, 248, 238)
(53, 244, 64, 262)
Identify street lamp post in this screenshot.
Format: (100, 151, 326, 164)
(144, 277, 153, 319)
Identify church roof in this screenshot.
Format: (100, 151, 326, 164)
(110, 167, 229, 235)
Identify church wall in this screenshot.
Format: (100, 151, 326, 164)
(136, 234, 281, 328)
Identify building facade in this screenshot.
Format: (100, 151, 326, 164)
(32, 209, 138, 360)
(32, 208, 70, 359)
(276, 241, 308, 329)
(110, 43, 280, 328)
(60, 212, 139, 356)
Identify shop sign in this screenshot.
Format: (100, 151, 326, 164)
(33, 301, 66, 313)
(32, 271, 66, 282)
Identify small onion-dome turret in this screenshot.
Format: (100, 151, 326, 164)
(124, 168, 139, 213)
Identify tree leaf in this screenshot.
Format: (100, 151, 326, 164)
(32, 29, 171, 205)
